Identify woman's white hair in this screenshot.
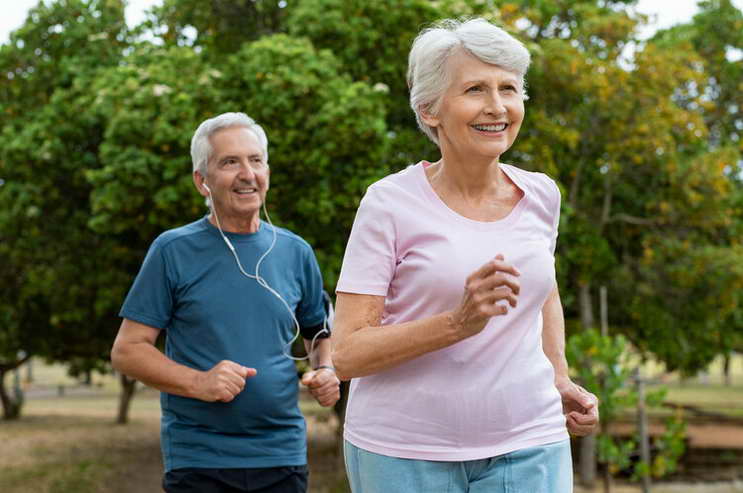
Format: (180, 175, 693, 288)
(190, 112, 269, 176)
(407, 18, 531, 145)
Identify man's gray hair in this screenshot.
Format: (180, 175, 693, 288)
(407, 18, 531, 145)
(190, 112, 269, 176)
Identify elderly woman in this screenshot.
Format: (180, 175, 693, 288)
(332, 18, 599, 492)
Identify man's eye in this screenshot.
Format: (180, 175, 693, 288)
(466, 85, 483, 93)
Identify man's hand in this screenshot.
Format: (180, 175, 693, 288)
(301, 367, 340, 407)
(556, 376, 599, 436)
(193, 360, 257, 403)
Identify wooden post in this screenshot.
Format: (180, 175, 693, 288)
(636, 368, 651, 493)
(600, 286, 608, 337)
(25, 358, 33, 383)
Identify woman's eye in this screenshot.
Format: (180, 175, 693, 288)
(466, 85, 483, 93)
(502, 85, 517, 93)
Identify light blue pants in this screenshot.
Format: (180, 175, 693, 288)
(344, 439, 573, 493)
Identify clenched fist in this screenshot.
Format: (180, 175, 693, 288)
(450, 254, 521, 338)
(301, 367, 340, 407)
(192, 360, 257, 403)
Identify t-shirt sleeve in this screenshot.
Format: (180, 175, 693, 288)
(548, 178, 561, 255)
(296, 245, 326, 334)
(336, 184, 396, 296)
(118, 237, 175, 330)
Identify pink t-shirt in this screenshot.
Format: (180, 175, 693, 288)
(336, 161, 569, 461)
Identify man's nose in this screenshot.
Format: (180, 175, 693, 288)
(237, 161, 256, 180)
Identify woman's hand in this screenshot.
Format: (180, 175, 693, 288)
(450, 254, 520, 338)
(555, 376, 600, 436)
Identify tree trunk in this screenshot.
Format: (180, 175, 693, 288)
(603, 463, 613, 493)
(580, 434, 597, 487)
(0, 369, 21, 420)
(116, 373, 137, 424)
(578, 282, 597, 486)
(723, 353, 731, 387)
(579, 282, 594, 330)
(0, 355, 32, 420)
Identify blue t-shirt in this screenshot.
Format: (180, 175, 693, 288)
(120, 217, 325, 471)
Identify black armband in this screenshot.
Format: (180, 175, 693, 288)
(300, 322, 330, 340)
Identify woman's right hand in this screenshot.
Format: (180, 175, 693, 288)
(450, 254, 521, 338)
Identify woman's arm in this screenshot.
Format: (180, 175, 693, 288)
(542, 286, 569, 381)
(332, 256, 520, 380)
(542, 285, 600, 436)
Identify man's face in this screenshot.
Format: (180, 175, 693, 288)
(194, 126, 269, 230)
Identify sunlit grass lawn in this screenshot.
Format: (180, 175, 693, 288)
(659, 383, 743, 417)
(0, 388, 347, 493)
(1, 361, 348, 493)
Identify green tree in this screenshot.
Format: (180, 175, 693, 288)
(0, 0, 130, 419)
(286, 0, 456, 171)
(651, 0, 743, 380)
(151, 0, 287, 53)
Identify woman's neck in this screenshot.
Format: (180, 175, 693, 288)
(426, 151, 506, 203)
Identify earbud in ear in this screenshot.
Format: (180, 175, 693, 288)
(203, 183, 211, 193)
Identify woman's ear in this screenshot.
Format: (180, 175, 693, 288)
(419, 104, 439, 128)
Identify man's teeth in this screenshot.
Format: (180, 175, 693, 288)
(473, 123, 507, 131)
(235, 188, 257, 194)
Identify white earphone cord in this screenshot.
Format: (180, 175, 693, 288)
(208, 192, 328, 362)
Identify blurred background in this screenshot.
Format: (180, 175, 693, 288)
(0, 0, 742, 491)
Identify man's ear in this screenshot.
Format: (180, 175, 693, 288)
(193, 170, 208, 198)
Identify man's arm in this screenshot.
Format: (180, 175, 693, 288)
(542, 286, 600, 436)
(301, 337, 340, 407)
(111, 318, 256, 402)
(304, 334, 333, 371)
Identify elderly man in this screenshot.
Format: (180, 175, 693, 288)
(111, 112, 340, 493)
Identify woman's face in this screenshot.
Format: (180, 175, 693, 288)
(424, 50, 525, 161)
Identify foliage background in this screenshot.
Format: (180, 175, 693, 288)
(0, 0, 741, 419)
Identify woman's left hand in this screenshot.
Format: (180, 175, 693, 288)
(555, 377, 600, 436)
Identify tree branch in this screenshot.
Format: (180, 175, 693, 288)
(609, 213, 657, 226)
(0, 354, 32, 373)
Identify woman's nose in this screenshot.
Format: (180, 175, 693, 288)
(484, 92, 506, 115)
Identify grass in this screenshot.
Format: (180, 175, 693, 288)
(1, 365, 349, 493)
(1, 390, 349, 493)
(659, 383, 743, 417)
(0, 411, 162, 493)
